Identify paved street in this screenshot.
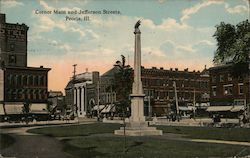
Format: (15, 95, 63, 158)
(0, 134, 73, 158)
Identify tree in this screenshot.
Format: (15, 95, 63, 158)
(22, 101, 31, 124)
(113, 55, 133, 116)
(213, 20, 250, 65)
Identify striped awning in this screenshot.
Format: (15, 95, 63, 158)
(206, 106, 245, 112)
(30, 103, 48, 114)
(231, 106, 245, 112)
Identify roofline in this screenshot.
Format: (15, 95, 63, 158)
(5, 66, 51, 71)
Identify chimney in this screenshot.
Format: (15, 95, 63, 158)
(175, 68, 178, 71)
(160, 67, 164, 70)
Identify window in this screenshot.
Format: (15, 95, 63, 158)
(234, 99, 246, 106)
(223, 84, 233, 95)
(212, 86, 217, 96)
(238, 83, 244, 95)
(10, 43, 15, 51)
(9, 55, 16, 63)
(211, 76, 216, 83)
(228, 74, 233, 81)
(219, 75, 224, 82)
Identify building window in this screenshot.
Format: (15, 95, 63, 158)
(234, 99, 246, 106)
(10, 43, 15, 51)
(211, 76, 216, 83)
(212, 86, 217, 96)
(23, 76, 27, 86)
(238, 83, 244, 95)
(219, 75, 224, 82)
(9, 55, 16, 63)
(223, 84, 233, 95)
(228, 74, 233, 81)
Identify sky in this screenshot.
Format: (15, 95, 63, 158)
(0, 0, 249, 92)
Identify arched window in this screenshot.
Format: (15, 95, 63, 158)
(29, 76, 33, 85)
(34, 76, 39, 86)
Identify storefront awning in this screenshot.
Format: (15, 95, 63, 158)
(206, 106, 245, 112)
(92, 105, 105, 111)
(101, 104, 115, 113)
(179, 106, 195, 111)
(231, 106, 245, 112)
(30, 103, 48, 114)
(0, 104, 5, 115)
(4, 103, 23, 114)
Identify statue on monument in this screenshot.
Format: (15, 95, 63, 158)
(134, 20, 141, 29)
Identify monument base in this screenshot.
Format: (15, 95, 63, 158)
(114, 122, 163, 136)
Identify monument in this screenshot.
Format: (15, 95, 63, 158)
(114, 20, 163, 136)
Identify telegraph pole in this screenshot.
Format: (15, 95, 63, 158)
(72, 64, 77, 121)
(97, 80, 100, 121)
(173, 81, 179, 117)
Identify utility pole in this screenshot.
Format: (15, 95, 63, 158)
(148, 90, 151, 117)
(72, 64, 77, 121)
(97, 80, 100, 121)
(193, 88, 196, 118)
(173, 81, 179, 116)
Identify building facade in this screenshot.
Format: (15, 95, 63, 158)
(48, 91, 65, 115)
(65, 71, 99, 118)
(141, 67, 209, 116)
(0, 13, 50, 119)
(0, 13, 28, 67)
(208, 63, 249, 116)
(100, 65, 210, 116)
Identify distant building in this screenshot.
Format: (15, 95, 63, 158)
(208, 63, 249, 117)
(48, 91, 65, 115)
(65, 71, 99, 118)
(141, 66, 209, 116)
(100, 65, 210, 116)
(99, 67, 118, 105)
(0, 13, 50, 119)
(0, 13, 28, 67)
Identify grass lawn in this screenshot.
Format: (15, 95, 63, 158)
(0, 134, 15, 149)
(27, 123, 121, 137)
(27, 123, 250, 157)
(63, 136, 250, 158)
(157, 125, 250, 142)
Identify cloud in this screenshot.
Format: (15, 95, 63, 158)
(225, 3, 248, 14)
(1, 0, 23, 8)
(181, 0, 223, 23)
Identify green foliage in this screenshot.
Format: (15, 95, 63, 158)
(22, 101, 31, 114)
(213, 20, 250, 65)
(113, 55, 133, 115)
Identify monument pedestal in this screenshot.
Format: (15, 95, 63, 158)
(114, 122, 163, 136)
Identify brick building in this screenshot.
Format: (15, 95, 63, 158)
(141, 67, 209, 116)
(0, 13, 50, 119)
(208, 63, 249, 117)
(100, 65, 210, 116)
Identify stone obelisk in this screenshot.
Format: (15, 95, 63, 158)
(114, 20, 162, 136)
